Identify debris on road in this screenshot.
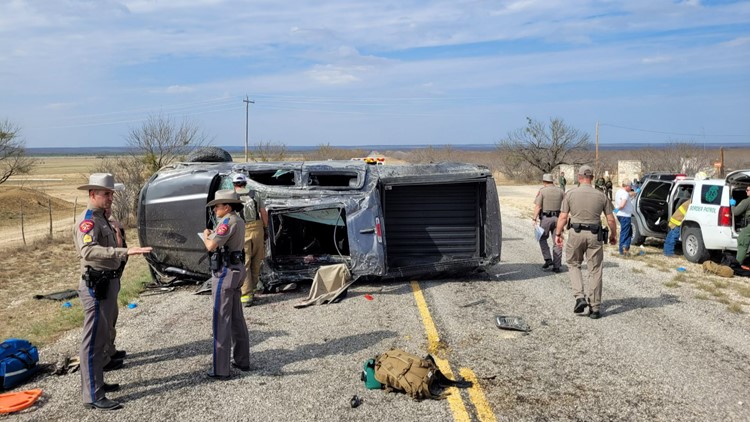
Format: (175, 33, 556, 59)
(495, 315, 531, 332)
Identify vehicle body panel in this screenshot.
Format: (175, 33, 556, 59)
(138, 158, 501, 288)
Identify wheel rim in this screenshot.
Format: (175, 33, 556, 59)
(685, 234, 699, 256)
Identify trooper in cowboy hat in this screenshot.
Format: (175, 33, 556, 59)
(201, 189, 251, 379)
(74, 173, 152, 411)
(532, 173, 565, 272)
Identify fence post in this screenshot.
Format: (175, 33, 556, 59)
(21, 211, 26, 246)
(49, 198, 53, 238)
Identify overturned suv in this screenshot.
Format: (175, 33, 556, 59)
(137, 148, 502, 290)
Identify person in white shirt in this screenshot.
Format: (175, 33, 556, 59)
(614, 179, 634, 255)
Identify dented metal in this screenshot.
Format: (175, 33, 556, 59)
(138, 157, 502, 288)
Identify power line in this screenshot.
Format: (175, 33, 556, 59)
(599, 123, 746, 138)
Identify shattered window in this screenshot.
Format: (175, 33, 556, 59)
(307, 172, 359, 188)
(248, 170, 296, 186)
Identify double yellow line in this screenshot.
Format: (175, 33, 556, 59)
(410, 281, 497, 422)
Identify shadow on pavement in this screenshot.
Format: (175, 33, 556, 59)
(253, 330, 398, 377)
(602, 293, 680, 316)
(492, 261, 620, 282)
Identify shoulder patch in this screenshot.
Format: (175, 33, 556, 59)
(83, 234, 93, 244)
(79, 220, 95, 233)
(216, 224, 229, 236)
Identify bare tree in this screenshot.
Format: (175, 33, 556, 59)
(91, 155, 148, 227)
(126, 113, 212, 173)
(0, 119, 36, 184)
(304, 143, 365, 161)
(405, 146, 459, 164)
(634, 141, 716, 176)
(496, 117, 593, 176)
(250, 140, 287, 162)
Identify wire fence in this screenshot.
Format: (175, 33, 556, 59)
(0, 198, 81, 251)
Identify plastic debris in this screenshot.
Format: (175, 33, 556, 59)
(364, 294, 374, 301)
(62, 301, 72, 308)
(350, 395, 362, 408)
(495, 315, 531, 332)
(127, 303, 137, 309)
(677, 267, 687, 272)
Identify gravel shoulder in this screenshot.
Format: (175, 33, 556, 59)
(10, 185, 750, 421)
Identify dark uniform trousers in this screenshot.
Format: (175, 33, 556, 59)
(565, 229, 604, 311)
(79, 275, 120, 404)
(539, 215, 562, 268)
(211, 263, 250, 376)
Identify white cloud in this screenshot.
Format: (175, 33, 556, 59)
(161, 85, 196, 94)
(641, 56, 673, 64)
(45, 102, 78, 110)
(306, 65, 362, 85)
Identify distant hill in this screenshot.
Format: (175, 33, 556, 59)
(26, 142, 749, 156)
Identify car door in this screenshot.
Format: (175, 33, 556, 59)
(636, 179, 674, 234)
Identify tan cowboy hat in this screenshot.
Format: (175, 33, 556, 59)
(77, 173, 119, 191)
(206, 189, 244, 207)
(542, 173, 553, 183)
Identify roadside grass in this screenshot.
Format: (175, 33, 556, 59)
(727, 302, 745, 314)
(664, 279, 680, 288)
(0, 228, 152, 347)
(611, 243, 750, 312)
(733, 284, 750, 298)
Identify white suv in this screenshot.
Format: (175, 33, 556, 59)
(632, 170, 750, 262)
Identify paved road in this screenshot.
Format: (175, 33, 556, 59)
(13, 186, 750, 421)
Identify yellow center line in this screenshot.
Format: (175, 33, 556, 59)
(410, 280, 471, 422)
(459, 368, 498, 422)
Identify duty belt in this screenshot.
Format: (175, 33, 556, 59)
(570, 223, 601, 233)
(84, 266, 123, 280)
(541, 211, 560, 217)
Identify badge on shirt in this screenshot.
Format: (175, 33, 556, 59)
(216, 224, 229, 236)
(83, 234, 93, 244)
(79, 220, 94, 233)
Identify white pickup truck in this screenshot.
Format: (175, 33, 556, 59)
(631, 170, 750, 263)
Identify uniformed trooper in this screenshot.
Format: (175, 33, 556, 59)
(202, 189, 251, 378)
(532, 173, 564, 272)
(75, 173, 152, 410)
(554, 166, 617, 319)
(732, 187, 750, 267)
(103, 205, 127, 366)
(231, 174, 269, 307)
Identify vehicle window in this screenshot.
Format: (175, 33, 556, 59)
(307, 172, 359, 188)
(248, 170, 296, 186)
(641, 181, 671, 201)
(218, 176, 234, 190)
(700, 185, 723, 205)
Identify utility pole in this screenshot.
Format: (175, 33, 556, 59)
(595, 120, 599, 173)
(243, 96, 255, 162)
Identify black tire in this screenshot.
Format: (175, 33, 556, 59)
(682, 227, 710, 263)
(186, 146, 233, 163)
(631, 219, 646, 246)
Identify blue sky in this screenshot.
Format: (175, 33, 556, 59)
(1, 0, 748, 148)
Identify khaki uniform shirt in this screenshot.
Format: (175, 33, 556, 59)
(534, 186, 564, 212)
(208, 212, 245, 252)
(74, 207, 128, 273)
(561, 184, 613, 224)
